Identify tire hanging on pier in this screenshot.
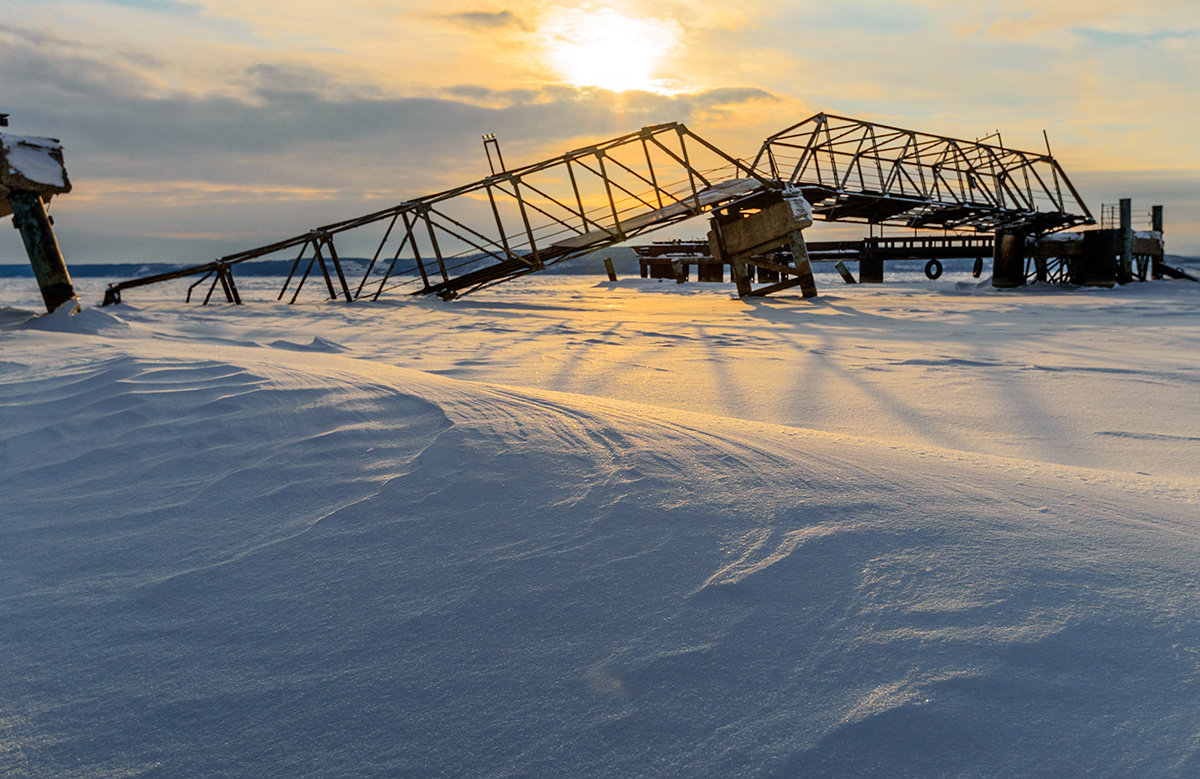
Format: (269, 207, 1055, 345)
(924, 259, 943, 280)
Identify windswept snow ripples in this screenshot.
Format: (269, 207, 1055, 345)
(2, 281, 1200, 774)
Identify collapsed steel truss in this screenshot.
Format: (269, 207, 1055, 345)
(103, 123, 765, 305)
(102, 112, 1096, 305)
(751, 113, 1093, 233)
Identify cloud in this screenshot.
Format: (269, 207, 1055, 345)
(245, 63, 383, 100)
(1070, 26, 1199, 48)
(96, 0, 202, 15)
(0, 23, 792, 260)
(2, 2, 1198, 259)
(438, 10, 528, 32)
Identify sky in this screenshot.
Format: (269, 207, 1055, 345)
(2, 0, 1198, 262)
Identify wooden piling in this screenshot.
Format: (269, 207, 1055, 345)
(8, 190, 76, 312)
(834, 260, 857, 284)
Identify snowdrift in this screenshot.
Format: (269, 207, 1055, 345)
(2, 274, 1199, 774)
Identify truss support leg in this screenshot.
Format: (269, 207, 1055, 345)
(278, 240, 311, 301)
(217, 267, 236, 303)
(1035, 257, 1050, 283)
(313, 244, 338, 301)
(202, 271, 222, 305)
(323, 239, 353, 302)
(221, 266, 242, 304)
(604, 257, 618, 282)
(290, 256, 317, 304)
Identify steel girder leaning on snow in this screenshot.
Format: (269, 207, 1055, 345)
(102, 123, 771, 305)
(102, 112, 1097, 306)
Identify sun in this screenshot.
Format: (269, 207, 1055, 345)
(543, 8, 680, 93)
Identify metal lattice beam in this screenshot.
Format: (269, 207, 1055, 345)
(102, 111, 1098, 306)
(750, 113, 1093, 233)
(104, 123, 767, 305)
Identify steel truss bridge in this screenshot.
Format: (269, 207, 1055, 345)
(752, 114, 1092, 233)
(102, 112, 1093, 306)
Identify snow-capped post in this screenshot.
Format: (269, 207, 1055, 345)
(0, 132, 76, 312)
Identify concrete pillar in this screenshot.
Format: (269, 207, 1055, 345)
(992, 229, 1026, 288)
(8, 190, 76, 312)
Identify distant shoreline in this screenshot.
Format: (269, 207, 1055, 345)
(3, 254, 1197, 279)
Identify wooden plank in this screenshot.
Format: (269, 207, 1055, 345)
(719, 199, 809, 258)
(743, 257, 796, 275)
(834, 260, 857, 284)
(743, 276, 807, 297)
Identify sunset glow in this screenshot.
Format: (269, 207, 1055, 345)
(0, 1, 1196, 260)
(543, 8, 680, 93)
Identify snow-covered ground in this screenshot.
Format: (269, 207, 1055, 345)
(2, 265, 1199, 775)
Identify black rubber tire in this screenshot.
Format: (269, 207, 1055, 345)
(924, 259, 943, 280)
(972, 256, 984, 278)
